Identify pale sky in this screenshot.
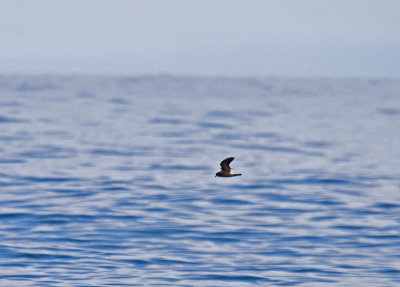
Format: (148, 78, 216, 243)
(1, 0, 399, 77)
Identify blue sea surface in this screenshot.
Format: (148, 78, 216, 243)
(0, 75, 400, 286)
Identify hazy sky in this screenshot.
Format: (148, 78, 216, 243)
(1, 0, 399, 77)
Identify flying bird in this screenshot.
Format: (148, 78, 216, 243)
(215, 157, 242, 177)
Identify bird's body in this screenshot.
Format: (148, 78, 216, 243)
(215, 157, 242, 177)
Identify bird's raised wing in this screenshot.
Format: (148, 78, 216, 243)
(220, 157, 234, 172)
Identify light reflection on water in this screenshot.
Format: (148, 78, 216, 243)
(0, 75, 399, 286)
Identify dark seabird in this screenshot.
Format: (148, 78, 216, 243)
(215, 157, 242, 177)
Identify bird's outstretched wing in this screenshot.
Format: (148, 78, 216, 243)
(220, 157, 234, 172)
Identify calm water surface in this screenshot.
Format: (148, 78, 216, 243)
(0, 75, 400, 286)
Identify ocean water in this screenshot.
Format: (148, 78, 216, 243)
(0, 75, 399, 286)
